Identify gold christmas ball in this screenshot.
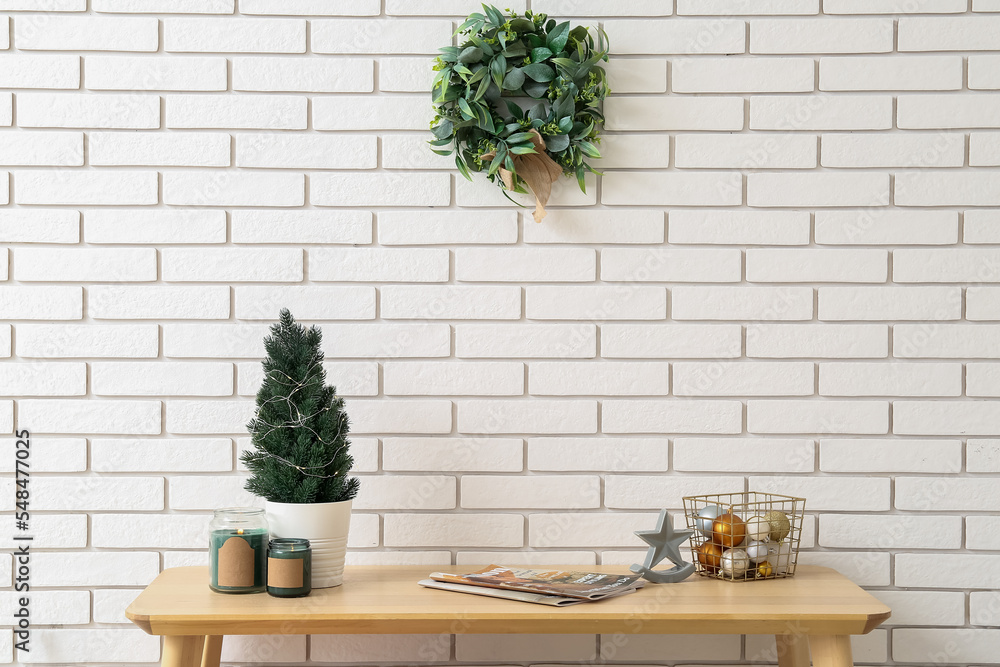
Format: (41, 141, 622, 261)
(712, 512, 746, 548)
(756, 561, 774, 578)
(764, 510, 791, 542)
(697, 541, 724, 573)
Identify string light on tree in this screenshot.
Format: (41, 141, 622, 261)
(241, 310, 359, 503)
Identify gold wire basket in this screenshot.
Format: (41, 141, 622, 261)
(682, 491, 806, 582)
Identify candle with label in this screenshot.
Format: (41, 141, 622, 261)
(267, 538, 311, 598)
(209, 508, 268, 594)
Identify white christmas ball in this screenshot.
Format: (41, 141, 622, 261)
(745, 516, 771, 542)
(745, 540, 770, 563)
(769, 542, 793, 574)
(695, 505, 723, 537)
(721, 549, 750, 578)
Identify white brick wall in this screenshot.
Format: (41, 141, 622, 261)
(0, 3, 998, 666)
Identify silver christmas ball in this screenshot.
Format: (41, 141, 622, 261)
(769, 542, 793, 574)
(745, 515, 771, 542)
(721, 548, 750, 578)
(695, 505, 723, 537)
(745, 540, 770, 563)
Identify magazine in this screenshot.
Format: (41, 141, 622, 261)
(418, 579, 596, 606)
(421, 565, 644, 605)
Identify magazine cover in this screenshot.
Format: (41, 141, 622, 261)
(429, 565, 643, 600)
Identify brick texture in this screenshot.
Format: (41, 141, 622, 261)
(0, 5, 996, 667)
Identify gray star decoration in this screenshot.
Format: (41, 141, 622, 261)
(630, 509, 697, 583)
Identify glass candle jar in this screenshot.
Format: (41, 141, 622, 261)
(267, 538, 311, 598)
(209, 508, 268, 594)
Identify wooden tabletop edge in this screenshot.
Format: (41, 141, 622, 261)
(125, 607, 153, 634)
(863, 609, 892, 634)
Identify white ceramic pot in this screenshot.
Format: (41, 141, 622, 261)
(265, 499, 352, 588)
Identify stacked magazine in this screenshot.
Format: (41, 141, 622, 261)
(418, 565, 646, 607)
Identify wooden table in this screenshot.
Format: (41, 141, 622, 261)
(127, 565, 889, 667)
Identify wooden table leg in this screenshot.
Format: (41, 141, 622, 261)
(162, 636, 205, 667)
(775, 633, 810, 667)
(810, 634, 853, 667)
(201, 636, 223, 667)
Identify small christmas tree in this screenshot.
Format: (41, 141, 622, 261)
(242, 309, 359, 504)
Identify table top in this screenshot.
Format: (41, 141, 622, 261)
(126, 565, 890, 637)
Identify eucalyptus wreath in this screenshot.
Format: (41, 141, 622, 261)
(429, 4, 609, 208)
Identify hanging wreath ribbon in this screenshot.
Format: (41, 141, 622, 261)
(429, 4, 610, 222)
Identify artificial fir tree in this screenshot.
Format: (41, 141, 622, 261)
(242, 309, 359, 504)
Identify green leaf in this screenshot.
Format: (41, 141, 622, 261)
(432, 80, 448, 104)
(440, 85, 462, 102)
(528, 101, 547, 121)
(504, 99, 525, 119)
(530, 47, 553, 63)
(483, 3, 504, 26)
(598, 25, 609, 55)
(502, 67, 525, 90)
(510, 18, 535, 32)
(579, 140, 601, 158)
(458, 46, 483, 63)
(557, 116, 573, 133)
(522, 63, 555, 82)
(470, 35, 494, 57)
(506, 131, 535, 144)
(576, 163, 587, 192)
(510, 145, 538, 155)
(572, 119, 595, 140)
(457, 13, 484, 33)
(546, 20, 571, 53)
(501, 41, 527, 58)
(431, 147, 454, 156)
(458, 97, 475, 119)
(455, 153, 473, 181)
(544, 133, 570, 152)
(550, 56, 577, 69)
(438, 46, 460, 62)
(429, 137, 453, 147)
(488, 146, 507, 176)
(431, 119, 453, 139)
(573, 53, 604, 84)
(474, 72, 491, 100)
(523, 80, 548, 98)
(474, 103, 493, 130)
(552, 91, 575, 119)
(581, 52, 606, 70)
(489, 55, 507, 88)
(468, 65, 488, 84)
(468, 18, 486, 35)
